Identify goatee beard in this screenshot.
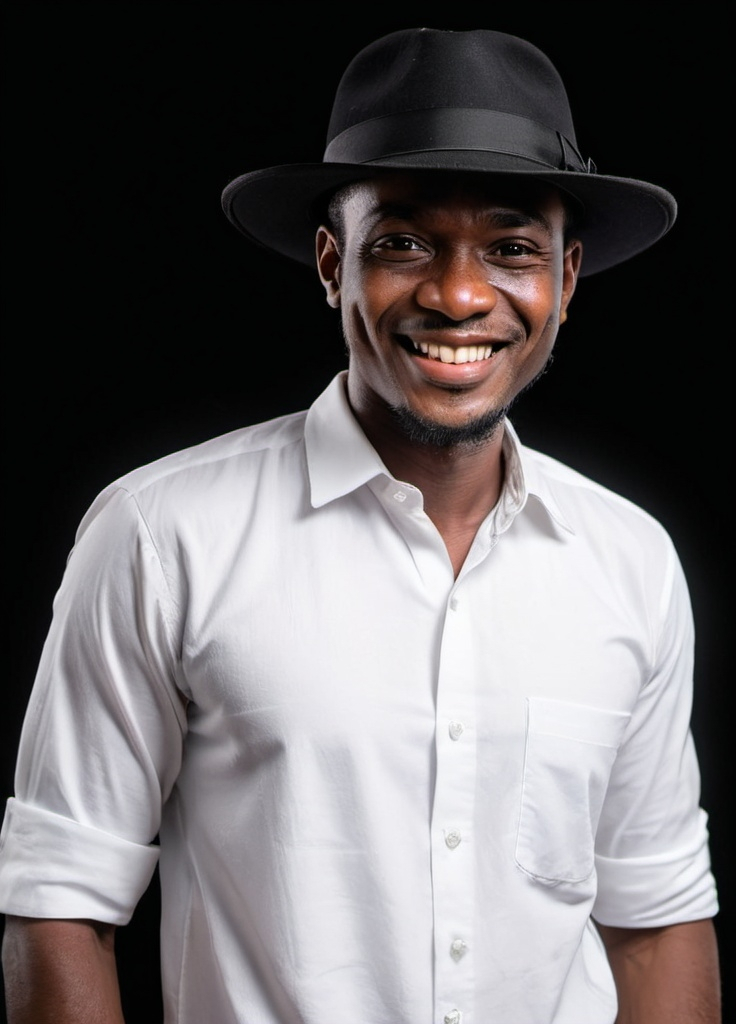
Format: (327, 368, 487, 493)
(388, 403, 508, 450)
(386, 352, 556, 449)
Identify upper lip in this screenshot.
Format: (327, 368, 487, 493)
(399, 327, 501, 345)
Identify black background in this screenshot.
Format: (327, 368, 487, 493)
(1, 5, 733, 1021)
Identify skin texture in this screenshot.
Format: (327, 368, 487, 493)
(597, 920, 722, 1023)
(2, 173, 722, 1023)
(2, 916, 124, 1023)
(317, 172, 581, 576)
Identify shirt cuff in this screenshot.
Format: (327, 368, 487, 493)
(593, 812, 719, 927)
(0, 798, 160, 925)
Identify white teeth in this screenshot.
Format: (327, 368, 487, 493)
(414, 341, 493, 364)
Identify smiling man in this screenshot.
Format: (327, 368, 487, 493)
(323, 177, 579, 433)
(0, 27, 721, 1024)
(317, 174, 581, 577)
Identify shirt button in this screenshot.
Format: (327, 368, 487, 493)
(392, 490, 407, 502)
(449, 721, 464, 740)
(450, 938, 468, 961)
(449, 595, 459, 610)
(444, 1011, 461, 1024)
(444, 828, 462, 849)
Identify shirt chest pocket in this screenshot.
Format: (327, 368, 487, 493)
(515, 697, 631, 884)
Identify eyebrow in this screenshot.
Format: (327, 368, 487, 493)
(368, 201, 553, 232)
(489, 209, 551, 230)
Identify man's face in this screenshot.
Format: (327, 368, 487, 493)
(317, 172, 582, 448)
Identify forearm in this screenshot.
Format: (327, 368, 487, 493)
(597, 918, 722, 1024)
(2, 916, 125, 1024)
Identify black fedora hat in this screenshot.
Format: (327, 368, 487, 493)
(221, 27, 677, 277)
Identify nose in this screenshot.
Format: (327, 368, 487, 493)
(414, 251, 497, 321)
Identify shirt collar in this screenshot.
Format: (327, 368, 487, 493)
(503, 421, 575, 536)
(306, 372, 574, 536)
(306, 372, 390, 507)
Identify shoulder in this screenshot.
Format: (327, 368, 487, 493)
(118, 409, 307, 494)
(520, 444, 693, 643)
(524, 443, 672, 541)
(518, 442, 684, 600)
(76, 409, 309, 540)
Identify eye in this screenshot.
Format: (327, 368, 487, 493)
(491, 240, 538, 259)
(368, 234, 430, 261)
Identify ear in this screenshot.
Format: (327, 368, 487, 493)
(560, 239, 583, 320)
(316, 226, 342, 309)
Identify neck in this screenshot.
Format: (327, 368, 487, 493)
(361, 414, 507, 578)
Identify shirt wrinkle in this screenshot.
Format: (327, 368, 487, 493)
(0, 371, 718, 1024)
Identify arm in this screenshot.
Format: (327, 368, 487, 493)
(2, 916, 125, 1024)
(0, 490, 183, 1022)
(597, 918, 721, 1024)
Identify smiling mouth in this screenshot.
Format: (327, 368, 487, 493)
(405, 337, 503, 364)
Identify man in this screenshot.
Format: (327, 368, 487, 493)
(0, 26, 721, 1024)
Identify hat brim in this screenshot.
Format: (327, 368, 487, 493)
(221, 157, 676, 278)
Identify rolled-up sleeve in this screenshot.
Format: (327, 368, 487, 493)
(592, 539, 719, 926)
(0, 485, 187, 923)
(0, 800, 160, 924)
(594, 810, 717, 926)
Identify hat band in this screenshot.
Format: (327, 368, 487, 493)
(323, 107, 591, 173)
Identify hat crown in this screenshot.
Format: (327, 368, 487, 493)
(221, 26, 677, 277)
(326, 28, 579, 150)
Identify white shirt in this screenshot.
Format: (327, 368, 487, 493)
(0, 372, 718, 1024)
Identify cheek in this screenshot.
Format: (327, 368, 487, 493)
(506, 279, 561, 378)
(514, 274, 563, 336)
(341, 269, 405, 346)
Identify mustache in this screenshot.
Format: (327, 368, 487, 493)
(395, 314, 525, 343)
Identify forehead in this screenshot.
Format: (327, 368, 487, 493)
(334, 171, 567, 228)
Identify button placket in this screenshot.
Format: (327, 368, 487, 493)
(432, 585, 477, 1024)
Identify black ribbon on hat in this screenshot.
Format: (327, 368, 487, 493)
(324, 107, 594, 174)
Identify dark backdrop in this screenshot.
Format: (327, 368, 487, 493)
(2, 6, 732, 1022)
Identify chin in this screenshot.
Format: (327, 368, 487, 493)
(390, 403, 507, 449)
